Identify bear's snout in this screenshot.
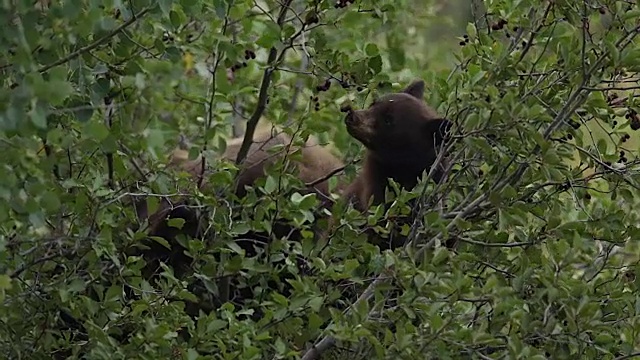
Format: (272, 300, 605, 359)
(344, 109, 355, 125)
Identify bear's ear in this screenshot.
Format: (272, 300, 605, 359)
(424, 118, 452, 145)
(402, 79, 425, 99)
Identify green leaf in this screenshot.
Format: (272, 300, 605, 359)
(466, 22, 477, 39)
(290, 192, 316, 209)
(149, 236, 172, 250)
(74, 103, 95, 122)
(263, 175, 277, 194)
(620, 48, 640, 69)
(368, 55, 383, 75)
(47, 81, 74, 106)
(227, 241, 245, 256)
(146, 197, 159, 216)
(206, 319, 227, 332)
(167, 218, 185, 229)
(256, 22, 281, 49)
(146, 128, 165, 150)
(159, 0, 173, 16)
(365, 43, 379, 56)
(40, 192, 61, 212)
(212, 0, 227, 18)
(83, 121, 110, 142)
(170, 9, 184, 28)
(186, 349, 199, 360)
(29, 100, 48, 129)
(0, 275, 12, 290)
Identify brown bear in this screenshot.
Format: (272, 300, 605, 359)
(336, 79, 452, 251)
(133, 127, 346, 309)
(52, 128, 346, 354)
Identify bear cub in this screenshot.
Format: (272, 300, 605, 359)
(339, 79, 452, 250)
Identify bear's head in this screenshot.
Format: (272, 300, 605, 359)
(344, 79, 452, 173)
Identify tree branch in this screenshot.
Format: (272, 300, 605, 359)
(300, 271, 392, 360)
(235, 0, 294, 165)
(37, 6, 152, 73)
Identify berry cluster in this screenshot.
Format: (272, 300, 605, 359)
(625, 108, 640, 130)
(230, 62, 247, 72)
(162, 31, 175, 43)
(244, 49, 256, 60)
(491, 18, 508, 31)
(619, 150, 628, 163)
(310, 96, 320, 111)
(316, 79, 332, 92)
(230, 49, 256, 73)
(568, 120, 581, 130)
(334, 0, 354, 9)
(459, 34, 470, 47)
(620, 132, 631, 143)
(558, 132, 574, 142)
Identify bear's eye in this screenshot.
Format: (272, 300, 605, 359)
(383, 116, 394, 126)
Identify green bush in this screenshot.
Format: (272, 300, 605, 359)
(1, 0, 639, 359)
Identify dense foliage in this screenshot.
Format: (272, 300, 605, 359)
(1, 0, 640, 359)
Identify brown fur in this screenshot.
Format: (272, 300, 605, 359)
(132, 127, 345, 308)
(336, 79, 452, 250)
(169, 128, 344, 200)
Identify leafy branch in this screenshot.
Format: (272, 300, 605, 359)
(37, 6, 152, 73)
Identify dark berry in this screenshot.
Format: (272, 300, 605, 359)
(585, 193, 591, 200)
(357, 86, 363, 91)
(478, 170, 484, 176)
(242, 62, 247, 67)
(599, 7, 606, 14)
(613, 121, 618, 126)
(459, 41, 466, 46)
(567, 133, 573, 140)
(463, 34, 468, 39)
